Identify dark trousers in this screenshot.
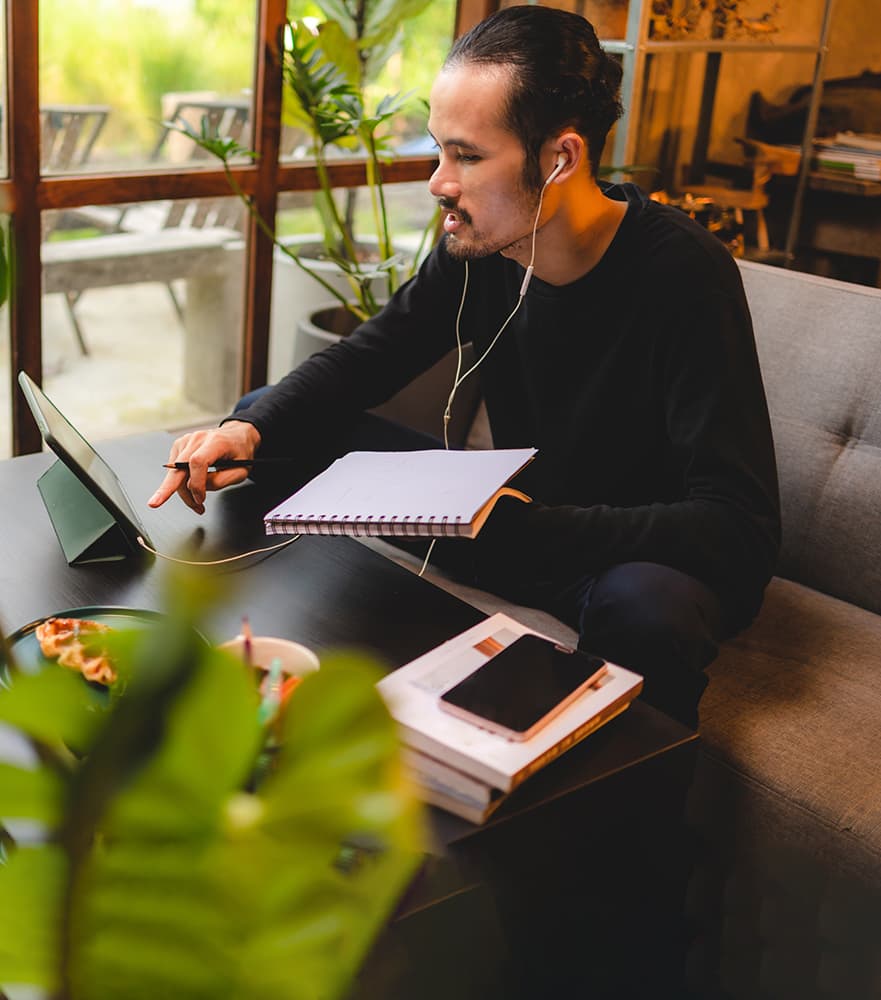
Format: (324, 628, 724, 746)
(236, 392, 722, 727)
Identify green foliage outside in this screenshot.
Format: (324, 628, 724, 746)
(0, 574, 425, 999)
(40, 0, 255, 156)
(173, 0, 447, 322)
(286, 0, 454, 111)
(38, 0, 453, 160)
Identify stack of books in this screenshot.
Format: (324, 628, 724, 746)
(813, 133, 881, 181)
(376, 613, 643, 823)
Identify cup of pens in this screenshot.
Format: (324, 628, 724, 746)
(219, 625, 320, 731)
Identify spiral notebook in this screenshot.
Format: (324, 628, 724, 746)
(263, 447, 536, 539)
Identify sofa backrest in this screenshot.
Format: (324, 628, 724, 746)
(737, 259, 881, 614)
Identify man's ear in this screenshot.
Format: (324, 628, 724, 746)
(549, 132, 587, 180)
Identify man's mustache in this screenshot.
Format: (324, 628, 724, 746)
(437, 198, 473, 226)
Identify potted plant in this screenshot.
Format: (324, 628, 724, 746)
(0, 575, 424, 999)
(173, 6, 483, 438)
(172, 3, 436, 359)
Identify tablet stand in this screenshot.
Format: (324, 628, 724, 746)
(37, 459, 134, 564)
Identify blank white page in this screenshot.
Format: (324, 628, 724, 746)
(264, 448, 537, 523)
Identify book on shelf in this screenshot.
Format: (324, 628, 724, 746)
(263, 447, 536, 539)
(377, 612, 643, 816)
(831, 131, 881, 154)
(813, 138, 881, 181)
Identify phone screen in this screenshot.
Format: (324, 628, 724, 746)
(438, 634, 606, 739)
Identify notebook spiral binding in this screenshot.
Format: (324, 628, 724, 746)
(264, 512, 467, 538)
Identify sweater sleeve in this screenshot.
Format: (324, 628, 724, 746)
(476, 282, 781, 626)
(230, 243, 464, 457)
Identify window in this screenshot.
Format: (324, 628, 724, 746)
(3, 0, 457, 457)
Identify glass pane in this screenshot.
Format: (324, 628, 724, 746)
(643, 1, 823, 46)
(40, 197, 245, 443)
(634, 49, 819, 185)
(270, 181, 437, 381)
(39, 0, 256, 173)
(499, 0, 629, 39)
(0, 218, 10, 457)
(271, 3, 455, 379)
(282, 0, 456, 160)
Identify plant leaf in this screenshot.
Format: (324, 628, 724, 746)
(97, 644, 262, 842)
(0, 666, 105, 752)
(0, 845, 65, 992)
(0, 762, 65, 825)
(50, 627, 422, 1000)
(316, 19, 361, 88)
(161, 116, 258, 164)
(361, 0, 435, 49)
(69, 842, 238, 1000)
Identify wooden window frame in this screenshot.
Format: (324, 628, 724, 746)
(5, 0, 495, 455)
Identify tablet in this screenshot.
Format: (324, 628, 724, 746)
(18, 371, 153, 552)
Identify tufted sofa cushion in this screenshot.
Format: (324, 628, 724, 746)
(739, 261, 881, 614)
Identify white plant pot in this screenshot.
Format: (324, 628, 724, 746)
(268, 235, 409, 383)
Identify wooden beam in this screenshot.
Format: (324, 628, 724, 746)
(243, 0, 288, 394)
(455, 0, 498, 36)
(36, 166, 262, 210)
(34, 156, 438, 211)
(8, 0, 42, 455)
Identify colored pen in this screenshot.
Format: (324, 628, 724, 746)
(257, 657, 284, 726)
(241, 616, 253, 670)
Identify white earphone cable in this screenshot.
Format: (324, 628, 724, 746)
(422, 165, 558, 579)
(442, 169, 554, 447)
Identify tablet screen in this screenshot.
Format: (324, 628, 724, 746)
(17, 371, 152, 548)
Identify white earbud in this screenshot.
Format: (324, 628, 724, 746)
(544, 153, 566, 186)
(444, 156, 568, 445)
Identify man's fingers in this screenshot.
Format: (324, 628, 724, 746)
(148, 469, 187, 509)
(153, 423, 261, 514)
(204, 468, 250, 493)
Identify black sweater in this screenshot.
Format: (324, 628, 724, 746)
(238, 183, 781, 627)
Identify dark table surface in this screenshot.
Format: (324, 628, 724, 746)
(0, 430, 696, 844)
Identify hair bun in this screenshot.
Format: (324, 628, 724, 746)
(602, 53, 623, 90)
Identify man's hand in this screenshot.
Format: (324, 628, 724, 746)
(148, 421, 263, 514)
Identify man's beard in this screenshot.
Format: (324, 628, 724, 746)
(438, 187, 542, 261)
(443, 230, 506, 261)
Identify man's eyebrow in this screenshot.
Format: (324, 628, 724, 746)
(426, 129, 483, 153)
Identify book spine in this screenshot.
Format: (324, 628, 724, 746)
(264, 515, 471, 538)
(401, 747, 496, 804)
(813, 151, 881, 180)
(414, 784, 493, 824)
(397, 723, 513, 790)
(509, 697, 636, 789)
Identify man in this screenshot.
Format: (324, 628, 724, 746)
(150, 6, 780, 727)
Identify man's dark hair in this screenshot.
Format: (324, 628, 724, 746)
(445, 5, 623, 186)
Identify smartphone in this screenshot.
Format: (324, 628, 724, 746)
(438, 634, 608, 742)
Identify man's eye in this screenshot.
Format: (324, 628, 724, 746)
(457, 153, 480, 164)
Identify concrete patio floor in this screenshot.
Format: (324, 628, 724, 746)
(2, 282, 225, 460)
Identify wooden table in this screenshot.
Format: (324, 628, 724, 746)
(0, 431, 699, 998)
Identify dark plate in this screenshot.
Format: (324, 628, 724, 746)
(4, 606, 169, 679)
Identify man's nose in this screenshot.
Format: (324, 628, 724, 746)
(428, 158, 460, 201)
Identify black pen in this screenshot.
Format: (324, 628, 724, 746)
(162, 459, 288, 471)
